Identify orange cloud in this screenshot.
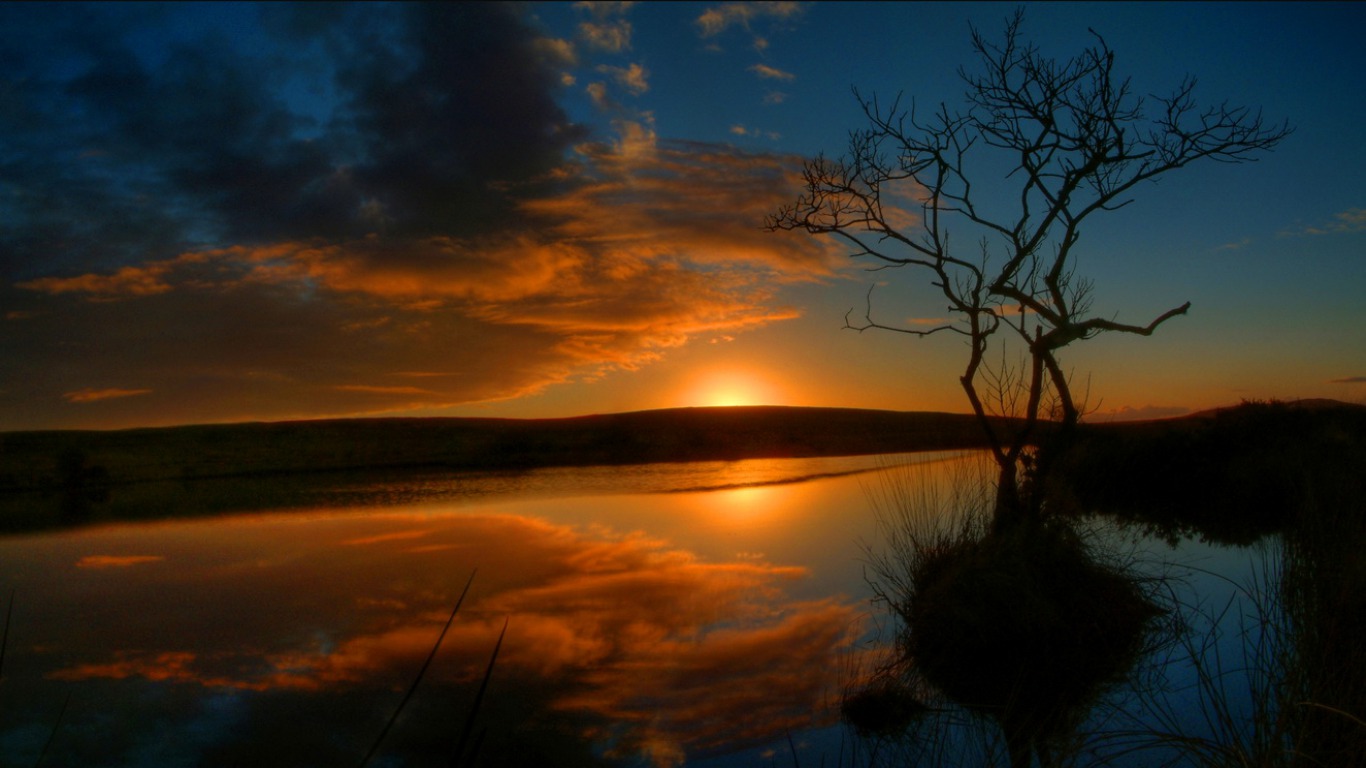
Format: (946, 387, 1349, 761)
(340, 529, 434, 546)
(17, 252, 208, 300)
(596, 62, 649, 94)
(74, 555, 165, 568)
(5, 137, 840, 428)
(529, 136, 842, 279)
(748, 63, 794, 81)
(1294, 206, 1366, 235)
(39, 513, 863, 765)
(63, 387, 153, 403)
(333, 385, 438, 396)
(579, 20, 632, 53)
(695, 2, 806, 38)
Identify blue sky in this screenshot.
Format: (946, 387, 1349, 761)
(2, 1, 1363, 430)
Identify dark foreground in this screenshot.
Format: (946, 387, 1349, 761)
(1, 406, 1009, 492)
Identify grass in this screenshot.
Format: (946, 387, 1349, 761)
(850, 455, 1164, 767)
(1078, 400, 1366, 767)
(834, 401, 1366, 768)
(0, 407, 1002, 495)
(4, 401, 1361, 765)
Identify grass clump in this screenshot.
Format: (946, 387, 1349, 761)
(853, 456, 1163, 767)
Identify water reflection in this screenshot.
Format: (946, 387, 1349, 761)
(0, 499, 869, 766)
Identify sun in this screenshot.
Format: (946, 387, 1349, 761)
(684, 368, 785, 408)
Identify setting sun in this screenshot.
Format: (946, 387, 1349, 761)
(683, 368, 787, 408)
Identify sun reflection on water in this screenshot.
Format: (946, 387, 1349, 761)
(0, 504, 863, 766)
(0, 453, 986, 766)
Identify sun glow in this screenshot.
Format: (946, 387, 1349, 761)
(684, 368, 786, 408)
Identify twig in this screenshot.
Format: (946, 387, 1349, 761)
(451, 616, 508, 768)
(358, 569, 477, 768)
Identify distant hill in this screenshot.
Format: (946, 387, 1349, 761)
(0, 406, 1007, 492)
(5, 399, 1359, 494)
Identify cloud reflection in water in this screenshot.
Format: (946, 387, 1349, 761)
(0, 508, 862, 766)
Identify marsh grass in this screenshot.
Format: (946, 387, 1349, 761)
(1, 590, 72, 768)
(353, 569, 517, 768)
(840, 403, 1366, 767)
(848, 455, 1168, 767)
(1090, 403, 1366, 767)
(1106, 456, 1366, 767)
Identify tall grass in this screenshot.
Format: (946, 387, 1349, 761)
(846, 455, 1177, 768)
(1107, 447, 1366, 767)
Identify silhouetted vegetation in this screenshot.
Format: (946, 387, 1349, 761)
(0, 406, 1017, 533)
(0, 407, 1005, 491)
(901, 521, 1160, 766)
(764, 12, 1346, 764)
(1071, 402, 1366, 767)
(53, 447, 110, 520)
(1047, 399, 1366, 545)
(770, 9, 1290, 531)
(849, 401, 1366, 767)
(853, 458, 1165, 767)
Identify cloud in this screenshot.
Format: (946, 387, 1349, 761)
(1329, 376, 1366, 384)
(4, 131, 836, 428)
(695, 2, 806, 39)
(748, 63, 794, 81)
(596, 62, 650, 94)
(74, 555, 165, 568)
(574, 1, 638, 18)
(63, 388, 154, 404)
(0, 3, 587, 284)
(32, 513, 862, 766)
(533, 36, 578, 67)
(1285, 207, 1366, 236)
(728, 124, 782, 140)
(0, 4, 841, 429)
(1215, 237, 1253, 251)
(585, 80, 611, 109)
(578, 19, 633, 53)
(18, 252, 210, 300)
(0, 3, 860, 429)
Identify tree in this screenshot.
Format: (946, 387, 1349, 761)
(768, 10, 1291, 527)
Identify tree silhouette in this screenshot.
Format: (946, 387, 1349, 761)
(768, 10, 1291, 526)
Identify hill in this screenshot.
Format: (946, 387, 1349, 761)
(0, 406, 1005, 492)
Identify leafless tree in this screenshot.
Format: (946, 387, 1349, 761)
(768, 10, 1291, 526)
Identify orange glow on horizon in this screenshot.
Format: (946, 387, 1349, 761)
(678, 367, 789, 409)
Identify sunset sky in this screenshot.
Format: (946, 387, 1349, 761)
(3, 1, 1363, 431)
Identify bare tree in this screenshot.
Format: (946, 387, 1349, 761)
(768, 10, 1291, 527)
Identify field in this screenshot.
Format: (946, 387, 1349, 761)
(0, 406, 1013, 493)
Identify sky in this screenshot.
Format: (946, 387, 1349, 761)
(2, 1, 1363, 431)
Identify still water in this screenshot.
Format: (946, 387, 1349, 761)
(0, 452, 1260, 767)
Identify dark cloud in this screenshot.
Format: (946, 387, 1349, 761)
(330, 3, 589, 238)
(1329, 376, 1366, 384)
(1, 3, 834, 429)
(1, 3, 584, 278)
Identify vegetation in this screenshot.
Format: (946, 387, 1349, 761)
(763, 12, 1351, 768)
(0, 406, 1013, 533)
(1048, 399, 1366, 544)
(768, 9, 1290, 527)
(1066, 400, 1366, 767)
(848, 456, 1166, 767)
(844, 402, 1366, 767)
(0, 406, 1002, 492)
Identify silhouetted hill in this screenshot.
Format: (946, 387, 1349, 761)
(0, 406, 1008, 492)
(1053, 398, 1366, 543)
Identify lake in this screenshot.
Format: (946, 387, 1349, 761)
(0, 451, 1270, 767)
